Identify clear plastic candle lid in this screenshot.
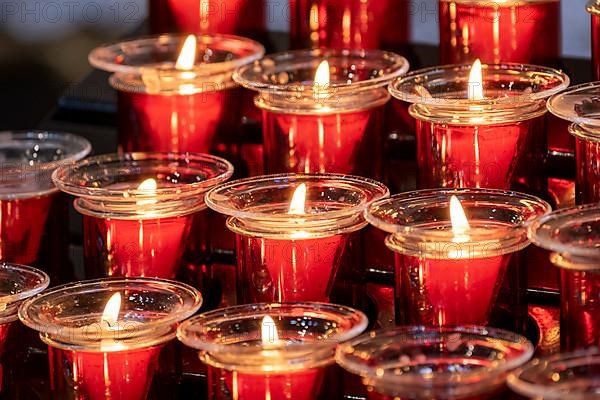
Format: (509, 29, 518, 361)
(177, 302, 368, 373)
(205, 173, 389, 239)
(508, 349, 600, 399)
(336, 326, 534, 399)
(52, 152, 233, 219)
(390, 63, 569, 124)
(19, 278, 202, 352)
(234, 49, 409, 114)
(366, 188, 551, 258)
(89, 34, 265, 94)
(529, 204, 600, 271)
(0, 263, 49, 324)
(548, 82, 600, 137)
(0, 131, 91, 199)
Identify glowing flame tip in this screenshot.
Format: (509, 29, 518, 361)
(450, 195, 470, 237)
(289, 183, 307, 215)
(176, 34, 197, 71)
(101, 292, 121, 328)
(261, 316, 279, 345)
(468, 59, 484, 101)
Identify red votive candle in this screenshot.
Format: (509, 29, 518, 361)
(289, 0, 409, 50)
(0, 132, 90, 268)
(52, 153, 233, 279)
(0, 263, 48, 394)
(336, 326, 534, 400)
(508, 349, 600, 399)
(547, 81, 600, 204)
(366, 188, 550, 326)
(529, 205, 600, 351)
(149, 0, 265, 35)
(89, 34, 264, 155)
(206, 174, 389, 303)
(439, 0, 560, 65)
(389, 62, 569, 192)
(19, 278, 202, 400)
(177, 302, 368, 400)
(234, 49, 409, 179)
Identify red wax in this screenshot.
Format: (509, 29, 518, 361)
(117, 88, 240, 154)
(149, 0, 265, 34)
(208, 365, 324, 400)
(439, 0, 560, 64)
(0, 193, 54, 264)
(48, 345, 162, 400)
(395, 253, 510, 326)
(236, 234, 348, 303)
(575, 136, 600, 204)
(416, 118, 545, 191)
(83, 214, 193, 279)
(593, 14, 600, 80)
(290, 0, 409, 50)
(262, 108, 384, 178)
(0, 323, 11, 356)
(560, 269, 600, 351)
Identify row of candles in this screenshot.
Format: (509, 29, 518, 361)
(0, 186, 599, 398)
(149, 0, 561, 65)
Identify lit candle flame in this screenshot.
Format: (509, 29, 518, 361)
(136, 178, 158, 206)
(468, 59, 484, 101)
(450, 195, 470, 242)
(261, 316, 279, 346)
(288, 183, 307, 215)
(175, 34, 197, 71)
(314, 60, 330, 92)
(101, 292, 121, 329)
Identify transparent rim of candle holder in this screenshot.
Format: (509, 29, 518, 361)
(507, 349, 600, 399)
(389, 63, 569, 125)
(234, 48, 409, 114)
(18, 277, 202, 352)
(366, 188, 551, 258)
(529, 204, 600, 272)
(0, 131, 92, 199)
(89, 33, 266, 74)
(0, 263, 49, 325)
(90, 34, 265, 95)
(52, 152, 234, 220)
(336, 325, 534, 399)
(548, 81, 600, 130)
(440, 0, 559, 4)
(177, 302, 368, 373)
(206, 173, 390, 239)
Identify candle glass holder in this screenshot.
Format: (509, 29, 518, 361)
(0, 263, 48, 395)
(336, 325, 534, 400)
(529, 205, 600, 351)
(439, 0, 561, 65)
(547, 81, 600, 204)
(508, 349, 600, 399)
(0, 131, 91, 276)
(289, 0, 409, 50)
(18, 278, 202, 400)
(177, 302, 368, 400)
(234, 49, 409, 179)
(52, 153, 233, 280)
(89, 34, 264, 155)
(390, 63, 569, 193)
(589, 1, 600, 80)
(206, 173, 389, 303)
(366, 188, 550, 327)
(149, 0, 265, 35)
